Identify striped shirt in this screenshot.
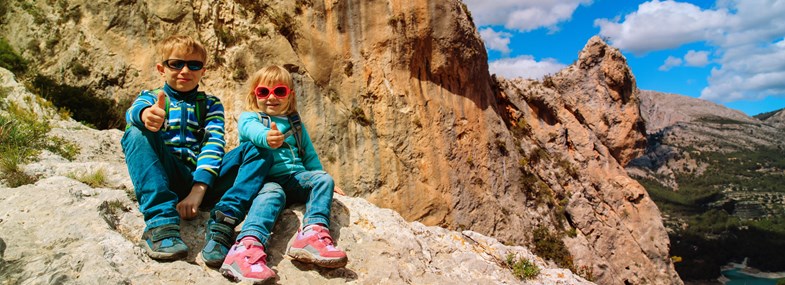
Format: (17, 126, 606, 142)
(125, 84, 226, 187)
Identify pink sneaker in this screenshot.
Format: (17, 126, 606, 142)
(219, 236, 276, 284)
(286, 224, 347, 268)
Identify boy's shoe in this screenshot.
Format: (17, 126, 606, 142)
(201, 210, 238, 267)
(286, 224, 347, 268)
(220, 236, 276, 284)
(141, 224, 188, 260)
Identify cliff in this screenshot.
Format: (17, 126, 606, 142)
(0, 1, 680, 283)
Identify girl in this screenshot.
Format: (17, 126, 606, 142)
(220, 65, 347, 283)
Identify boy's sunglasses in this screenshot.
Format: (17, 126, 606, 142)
(162, 59, 204, 71)
(255, 85, 291, 99)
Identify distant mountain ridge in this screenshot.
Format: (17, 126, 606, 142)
(627, 90, 785, 281)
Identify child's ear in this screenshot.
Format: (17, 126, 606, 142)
(156, 63, 165, 75)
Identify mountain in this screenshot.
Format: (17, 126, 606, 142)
(628, 90, 785, 281)
(0, 1, 680, 284)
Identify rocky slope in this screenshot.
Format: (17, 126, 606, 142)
(1, 1, 680, 283)
(0, 67, 593, 284)
(629, 90, 785, 188)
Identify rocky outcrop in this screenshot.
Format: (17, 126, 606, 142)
(0, 67, 592, 285)
(491, 37, 679, 284)
(1, 1, 679, 284)
(758, 108, 785, 128)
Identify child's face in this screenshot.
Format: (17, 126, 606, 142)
(255, 82, 292, 116)
(156, 50, 205, 92)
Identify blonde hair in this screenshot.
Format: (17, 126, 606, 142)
(245, 65, 297, 114)
(157, 35, 207, 63)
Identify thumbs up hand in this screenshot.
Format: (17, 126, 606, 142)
(141, 91, 167, 132)
(266, 121, 284, 149)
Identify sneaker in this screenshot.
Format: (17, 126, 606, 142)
(201, 210, 238, 267)
(141, 224, 188, 260)
(220, 236, 276, 283)
(286, 224, 347, 268)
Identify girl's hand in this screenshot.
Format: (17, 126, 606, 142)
(266, 122, 284, 148)
(177, 183, 207, 220)
(334, 186, 346, 196)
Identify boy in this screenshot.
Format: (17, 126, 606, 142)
(121, 35, 272, 266)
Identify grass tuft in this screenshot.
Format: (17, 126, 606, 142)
(68, 168, 108, 188)
(505, 253, 540, 280)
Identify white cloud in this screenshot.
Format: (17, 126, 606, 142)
(479, 28, 512, 54)
(488, 55, 567, 80)
(684, 50, 710, 67)
(659, 56, 683, 71)
(594, 0, 729, 54)
(464, 0, 593, 32)
(701, 42, 785, 101)
(596, 0, 785, 103)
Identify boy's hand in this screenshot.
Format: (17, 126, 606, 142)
(334, 186, 346, 196)
(177, 183, 207, 220)
(141, 91, 167, 132)
(266, 122, 284, 149)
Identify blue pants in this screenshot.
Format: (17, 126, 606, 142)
(121, 126, 271, 231)
(240, 170, 335, 246)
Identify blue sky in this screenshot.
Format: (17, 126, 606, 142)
(463, 0, 785, 116)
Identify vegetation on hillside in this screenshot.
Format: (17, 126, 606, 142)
(753, 108, 784, 121)
(0, 39, 81, 187)
(635, 147, 785, 280)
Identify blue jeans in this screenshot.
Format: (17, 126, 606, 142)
(121, 126, 272, 232)
(239, 170, 335, 246)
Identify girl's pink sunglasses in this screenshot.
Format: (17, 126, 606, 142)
(255, 85, 291, 99)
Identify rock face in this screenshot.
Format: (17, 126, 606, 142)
(491, 37, 679, 284)
(0, 67, 593, 285)
(1, 1, 680, 284)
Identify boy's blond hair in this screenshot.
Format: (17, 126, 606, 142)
(157, 35, 207, 63)
(245, 65, 298, 114)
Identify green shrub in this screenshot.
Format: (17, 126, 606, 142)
(532, 226, 573, 269)
(505, 253, 540, 280)
(349, 106, 372, 126)
(71, 62, 90, 78)
(0, 37, 27, 74)
(0, 101, 80, 187)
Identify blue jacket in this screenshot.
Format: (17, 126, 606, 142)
(125, 83, 226, 187)
(238, 112, 322, 177)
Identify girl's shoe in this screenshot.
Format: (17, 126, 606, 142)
(141, 224, 188, 260)
(286, 224, 347, 268)
(220, 236, 276, 284)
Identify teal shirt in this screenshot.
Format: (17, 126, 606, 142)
(238, 112, 323, 177)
